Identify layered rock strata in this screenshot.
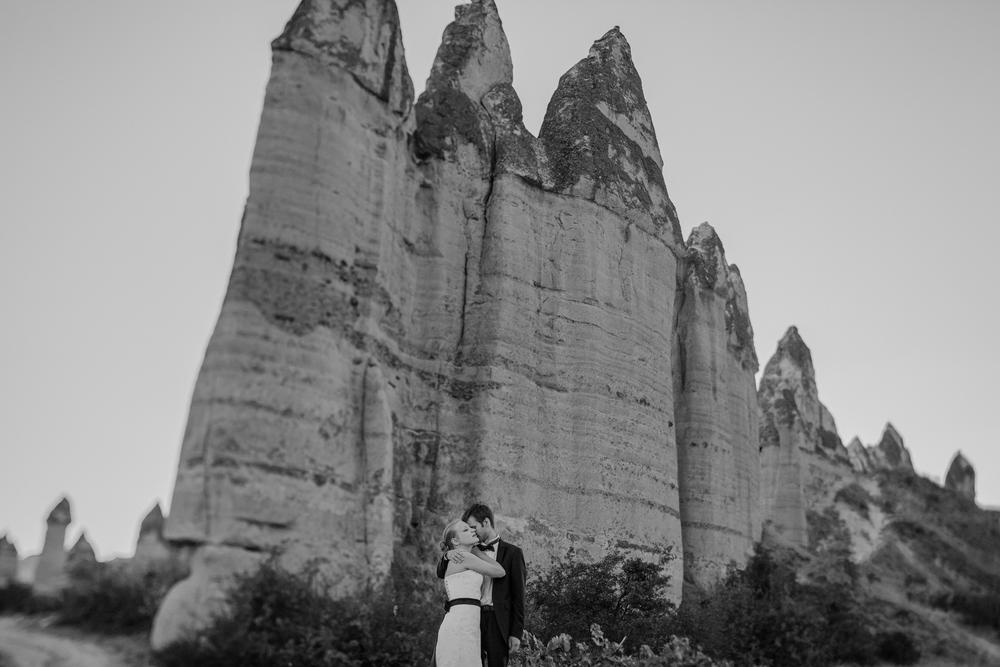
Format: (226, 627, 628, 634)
(33, 497, 71, 595)
(156, 0, 690, 646)
(945, 451, 975, 502)
(673, 223, 759, 591)
(0, 535, 17, 585)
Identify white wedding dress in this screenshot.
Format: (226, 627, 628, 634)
(434, 569, 483, 667)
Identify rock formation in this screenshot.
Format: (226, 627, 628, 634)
(945, 451, 975, 502)
(134, 503, 173, 565)
(66, 533, 97, 570)
(867, 423, 914, 473)
(673, 223, 759, 591)
(33, 496, 71, 595)
(155, 0, 691, 647)
(758, 327, 855, 546)
(846, 436, 872, 474)
(0, 535, 17, 585)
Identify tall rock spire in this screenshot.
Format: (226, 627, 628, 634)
(33, 496, 72, 595)
(868, 423, 914, 473)
(539, 28, 682, 245)
(0, 535, 17, 585)
(154, 0, 417, 650)
(134, 502, 172, 566)
(757, 327, 814, 547)
(674, 222, 760, 592)
(273, 0, 413, 114)
(945, 451, 975, 502)
(847, 436, 872, 474)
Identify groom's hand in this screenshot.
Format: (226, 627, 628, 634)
(445, 549, 466, 563)
(508, 636, 521, 652)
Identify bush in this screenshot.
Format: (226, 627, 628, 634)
(931, 590, 1000, 631)
(875, 631, 920, 665)
(511, 623, 728, 666)
(58, 558, 188, 633)
(154, 557, 442, 667)
(526, 547, 678, 654)
(835, 483, 873, 519)
(677, 546, 886, 666)
(0, 581, 36, 613)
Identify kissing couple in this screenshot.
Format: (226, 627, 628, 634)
(433, 502, 527, 667)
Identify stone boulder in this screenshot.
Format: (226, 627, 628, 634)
(944, 451, 975, 502)
(155, 0, 689, 647)
(0, 535, 17, 585)
(673, 223, 760, 591)
(33, 496, 72, 595)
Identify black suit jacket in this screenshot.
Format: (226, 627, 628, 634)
(437, 540, 527, 642)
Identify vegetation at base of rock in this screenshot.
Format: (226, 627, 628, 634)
(526, 547, 677, 654)
(149, 544, 924, 667)
(153, 557, 441, 667)
(931, 590, 1000, 632)
(58, 558, 188, 633)
(0, 581, 39, 613)
(510, 623, 726, 666)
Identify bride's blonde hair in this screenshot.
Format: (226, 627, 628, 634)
(440, 519, 464, 552)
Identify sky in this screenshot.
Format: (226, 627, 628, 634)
(2, 0, 998, 560)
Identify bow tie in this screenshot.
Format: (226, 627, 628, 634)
(479, 541, 498, 552)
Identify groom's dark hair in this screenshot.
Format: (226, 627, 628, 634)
(462, 502, 494, 527)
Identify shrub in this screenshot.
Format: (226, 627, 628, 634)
(835, 483, 873, 519)
(931, 590, 1000, 631)
(677, 545, 885, 666)
(875, 631, 920, 665)
(511, 623, 728, 666)
(0, 580, 36, 613)
(154, 557, 442, 667)
(58, 558, 188, 633)
(526, 547, 677, 654)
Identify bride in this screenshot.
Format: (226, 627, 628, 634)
(435, 519, 506, 667)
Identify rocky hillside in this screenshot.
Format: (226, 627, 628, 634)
(756, 328, 1000, 663)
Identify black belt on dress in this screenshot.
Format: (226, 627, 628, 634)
(446, 597, 481, 610)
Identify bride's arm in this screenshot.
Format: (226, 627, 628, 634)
(462, 549, 505, 578)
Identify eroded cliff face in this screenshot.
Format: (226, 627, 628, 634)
(673, 223, 759, 591)
(155, 0, 693, 646)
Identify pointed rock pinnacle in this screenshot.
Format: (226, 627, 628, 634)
(47, 497, 72, 525)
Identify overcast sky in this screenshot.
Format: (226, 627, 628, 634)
(2, 0, 998, 560)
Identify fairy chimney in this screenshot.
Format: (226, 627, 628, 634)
(33, 496, 72, 595)
(944, 451, 975, 502)
(0, 535, 17, 584)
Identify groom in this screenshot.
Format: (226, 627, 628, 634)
(438, 502, 526, 667)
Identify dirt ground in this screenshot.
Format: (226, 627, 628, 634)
(0, 616, 152, 667)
